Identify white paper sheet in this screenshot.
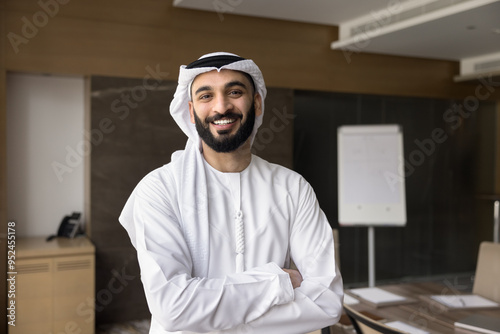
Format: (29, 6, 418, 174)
(385, 320, 430, 334)
(343, 293, 360, 305)
(431, 294, 499, 309)
(349, 287, 407, 304)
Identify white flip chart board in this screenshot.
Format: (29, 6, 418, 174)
(338, 125, 406, 226)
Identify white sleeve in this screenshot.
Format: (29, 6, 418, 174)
(234, 178, 344, 334)
(120, 182, 295, 333)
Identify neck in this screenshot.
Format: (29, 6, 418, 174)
(201, 140, 252, 173)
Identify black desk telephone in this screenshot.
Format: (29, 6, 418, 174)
(46, 212, 81, 241)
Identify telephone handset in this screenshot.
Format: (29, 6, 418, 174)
(46, 212, 81, 241)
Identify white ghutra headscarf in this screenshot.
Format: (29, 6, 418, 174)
(169, 52, 267, 275)
(170, 52, 267, 149)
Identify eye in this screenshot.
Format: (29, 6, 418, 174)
(198, 93, 212, 100)
(228, 90, 243, 97)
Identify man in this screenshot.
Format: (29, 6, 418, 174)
(119, 52, 343, 334)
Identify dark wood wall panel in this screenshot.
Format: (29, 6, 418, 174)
(294, 90, 496, 285)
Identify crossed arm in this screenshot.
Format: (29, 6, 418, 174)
(121, 175, 343, 333)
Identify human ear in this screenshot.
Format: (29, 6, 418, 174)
(254, 94, 262, 117)
(188, 101, 195, 124)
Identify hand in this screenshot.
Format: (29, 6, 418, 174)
(282, 268, 303, 289)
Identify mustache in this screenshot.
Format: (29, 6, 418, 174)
(205, 112, 243, 123)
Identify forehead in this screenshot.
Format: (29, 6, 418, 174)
(191, 69, 252, 89)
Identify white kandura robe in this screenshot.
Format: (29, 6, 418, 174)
(119, 145, 343, 334)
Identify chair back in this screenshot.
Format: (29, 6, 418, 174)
(343, 304, 408, 334)
(473, 241, 500, 303)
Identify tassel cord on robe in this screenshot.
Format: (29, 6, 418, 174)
(235, 209, 245, 273)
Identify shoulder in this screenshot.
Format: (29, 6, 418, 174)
(133, 162, 178, 203)
(136, 148, 188, 190)
(251, 155, 300, 176)
(249, 156, 322, 215)
(250, 155, 308, 188)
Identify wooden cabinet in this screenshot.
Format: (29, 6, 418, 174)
(10, 237, 95, 334)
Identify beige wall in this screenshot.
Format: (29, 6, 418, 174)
(6, 73, 86, 237)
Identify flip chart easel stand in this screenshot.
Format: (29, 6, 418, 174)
(368, 226, 375, 287)
(337, 125, 407, 287)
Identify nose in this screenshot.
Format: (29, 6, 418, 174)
(212, 94, 233, 114)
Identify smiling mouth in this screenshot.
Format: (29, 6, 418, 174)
(213, 118, 237, 125)
(207, 112, 242, 126)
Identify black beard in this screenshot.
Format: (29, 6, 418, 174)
(193, 103, 256, 153)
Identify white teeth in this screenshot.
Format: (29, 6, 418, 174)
(213, 119, 236, 125)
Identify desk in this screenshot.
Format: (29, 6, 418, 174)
(332, 282, 500, 334)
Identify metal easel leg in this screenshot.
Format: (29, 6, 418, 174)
(368, 226, 375, 287)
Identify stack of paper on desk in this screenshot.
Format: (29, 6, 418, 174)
(347, 287, 414, 307)
(430, 294, 500, 310)
(343, 293, 360, 305)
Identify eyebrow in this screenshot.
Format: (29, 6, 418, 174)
(225, 80, 248, 90)
(194, 85, 212, 96)
(193, 80, 248, 96)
